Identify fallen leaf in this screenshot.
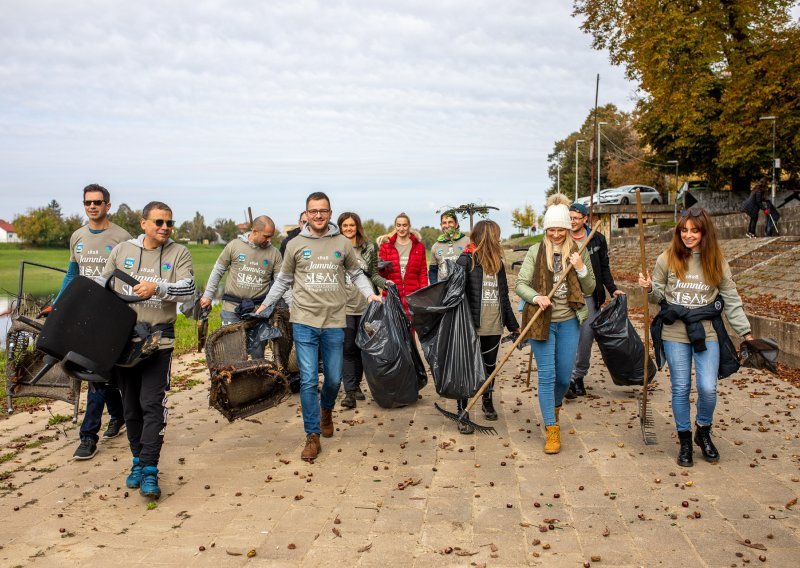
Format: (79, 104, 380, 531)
(737, 540, 767, 551)
(357, 543, 372, 552)
(786, 497, 797, 510)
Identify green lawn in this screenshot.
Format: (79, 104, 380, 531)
(0, 243, 225, 299)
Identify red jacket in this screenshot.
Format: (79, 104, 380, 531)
(378, 232, 428, 313)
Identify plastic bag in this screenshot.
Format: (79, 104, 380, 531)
(590, 294, 656, 386)
(407, 262, 485, 399)
(356, 283, 427, 408)
(739, 337, 779, 373)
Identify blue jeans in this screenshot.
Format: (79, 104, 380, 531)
(79, 383, 124, 443)
(530, 318, 580, 426)
(221, 309, 266, 360)
(663, 340, 720, 432)
(292, 323, 345, 435)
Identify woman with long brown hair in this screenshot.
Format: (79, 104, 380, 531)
(639, 207, 752, 467)
(453, 220, 519, 433)
(337, 212, 386, 409)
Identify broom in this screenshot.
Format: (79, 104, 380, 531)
(436, 221, 605, 434)
(635, 189, 657, 445)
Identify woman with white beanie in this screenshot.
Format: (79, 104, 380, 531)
(515, 194, 595, 454)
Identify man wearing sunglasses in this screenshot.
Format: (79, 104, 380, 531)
(256, 192, 380, 462)
(99, 201, 195, 500)
(200, 215, 283, 358)
(55, 184, 132, 461)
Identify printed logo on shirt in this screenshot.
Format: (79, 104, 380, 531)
(262, 259, 270, 266)
(75, 243, 84, 254)
(334, 250, 342, 259)
(457, 246, 463, 252)
(237, 253, 247, 262)
(161, 261, 173, 272)
(302, 248, 312, 260)
(105, 244, 114, 253)
(437, 249, 443, 256)
(123, 257, 135, 270)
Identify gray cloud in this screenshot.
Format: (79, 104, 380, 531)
(0, 0, 634, 233)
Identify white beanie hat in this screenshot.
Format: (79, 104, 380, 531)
(542, 193, 572, 230)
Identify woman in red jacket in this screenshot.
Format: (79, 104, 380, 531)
(378, 213, 428, 315)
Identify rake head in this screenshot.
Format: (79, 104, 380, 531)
(639, 395, 657, 445)
(434, 403, 497, 435)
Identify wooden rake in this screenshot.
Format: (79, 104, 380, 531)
(436, 222, 605, 434)
(635, 190, 657, 445)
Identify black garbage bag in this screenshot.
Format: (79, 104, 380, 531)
(590, 294, 656, 386)
(356, 283, 427, 408)
(407, 262, 485, 399)
(739, 337, 779, 373)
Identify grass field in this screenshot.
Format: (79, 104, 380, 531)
(0, 243, 225, 298)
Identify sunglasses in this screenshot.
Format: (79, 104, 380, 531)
(149, 219, 176, 228)
(83, 200, 106, 206)
(680, 208, 702, 218)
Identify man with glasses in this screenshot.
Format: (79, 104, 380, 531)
(56, 184, 131, 461)
(200, 215, 283, 358)
(566, 202, 623, 398)
(256, 192, 380, 462)
(99, 201, 195, 500)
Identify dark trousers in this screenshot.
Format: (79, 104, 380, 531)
(459, 334, 501, 406)
(116, 349, 172, 468)
(342, 314, 363, 393)
(747, 214, 758, 235)
(79, 383, 124, 443)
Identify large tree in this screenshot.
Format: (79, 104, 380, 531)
(573, 0, 800, 191)
(13, 206, 68, 246)
(109, 203, 143, 237)
(548, 104, 668, 198)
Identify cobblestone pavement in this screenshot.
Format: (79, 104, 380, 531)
(1, 316, 799, 567)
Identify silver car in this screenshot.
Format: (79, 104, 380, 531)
(598, 184, 662, 205)
(574, 189, 615, 207)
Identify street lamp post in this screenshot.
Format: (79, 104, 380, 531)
(575, 139, 584, 201)
(597, 122, 608, 196)
(667, 160, 679, 221)
(759, 115, 777, 202)
(557, 157, 562, 194)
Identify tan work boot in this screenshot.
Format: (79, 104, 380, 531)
(321, 408, 334, 438)
(301, 433, 321, 462)
(544, 425, 561, 454)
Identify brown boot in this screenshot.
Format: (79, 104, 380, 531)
(544, 425, 561, 454)
(321, 408, 334, 438)
(301, 433, 321, 462)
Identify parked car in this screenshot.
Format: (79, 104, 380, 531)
(597, 184, 661, 205)
(574, 189, 615, 207)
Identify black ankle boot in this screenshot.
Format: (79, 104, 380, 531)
(481, 393, 498, 421)
(573, 377, 586, 396)
(456, 399, 474, 435)
(693, 423, 719, 463)
(564, 380, 577, 400)
(677, 430, 693, 467)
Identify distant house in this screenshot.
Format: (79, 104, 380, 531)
(0, 219, 20, 243)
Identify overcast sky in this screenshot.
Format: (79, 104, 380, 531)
(0, 0, 637, 235)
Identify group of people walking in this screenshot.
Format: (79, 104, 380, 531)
(53, 184, 753, 502)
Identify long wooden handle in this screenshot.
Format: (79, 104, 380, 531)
(248, 207, 254, 229)
(464, 221, 605, 413)
(635, 190, 652, 411)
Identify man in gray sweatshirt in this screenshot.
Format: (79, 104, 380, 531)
(257, 192, 380, 462)
(200, 215, 283, 358)
(99, 201, 195, 500)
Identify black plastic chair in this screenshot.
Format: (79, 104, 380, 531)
(29, 270, 142, 383)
